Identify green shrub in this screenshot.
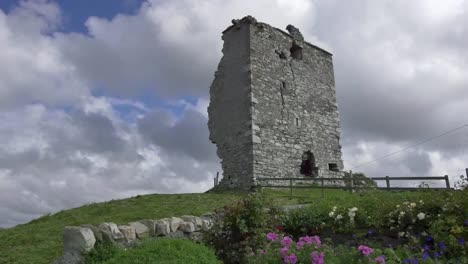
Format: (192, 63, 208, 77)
(204, 193, 283, 264)
(85, 238, 221, 264)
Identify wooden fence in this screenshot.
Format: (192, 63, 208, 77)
(256, 170, 464, 197)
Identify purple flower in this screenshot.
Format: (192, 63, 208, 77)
(311, 251, 325, 264)
(435, 252, 440, 257)
(284, 253, 297, 264)
(458, 238, 465, 245)
(266, 232, 279, 242)
(358, 245, 374, 256)
(412, 258, 419, 264)
(427, 236, 433, 242)
(439, 242, 446, 249)
(281, 246, 289, 256)
(424, 245, 430, 251)
(375, 255, 386, 264)
(404, 259, 411, 263)
(281, 236, 293, 248)
(423, 252, 429, 260)
(464, 220, 468, 226)
(296, 241, 305, 250)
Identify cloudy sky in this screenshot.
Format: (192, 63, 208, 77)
(0, 0, 467, 228)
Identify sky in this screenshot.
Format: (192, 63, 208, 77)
(0, 0, 467, 228)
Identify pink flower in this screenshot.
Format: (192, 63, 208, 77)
(284, 253, 298, 264)
(297, 241, 305, 250)
(267, 232, 279, 242)
(281, 246, 289, 256)
(311, 251, 325, 264)
(300, 235, 322, 247)
(358, 245, 374, 256)
(281, 236, 293, 248)
(375, 255, 386, 264)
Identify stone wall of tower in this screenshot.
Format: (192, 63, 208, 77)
(208, 16, 344, 191)
(207, 19, 254, 190)
(248, 21, 344, 181)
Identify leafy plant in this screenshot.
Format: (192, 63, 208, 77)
(204, 193, 283, 264)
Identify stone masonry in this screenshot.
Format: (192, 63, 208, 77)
(208, 16, 344, 190)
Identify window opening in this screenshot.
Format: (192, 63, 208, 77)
(328, 163, 339, 172)
(300, 151, 317, 177)
(290, 43, 303, 60)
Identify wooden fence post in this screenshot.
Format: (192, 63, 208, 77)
(321, 177, 324, 198)
(444, 175, 450, 189)
(385, 176, 390, 191)
(349, 170, 353, 193)
(466, 168, 468, 179)
(289, 178, 293, 199)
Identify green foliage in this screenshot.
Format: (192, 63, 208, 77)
(352, 172, 377, 189)
(204, 193, 283, 264)
(84, 239, 221, 264)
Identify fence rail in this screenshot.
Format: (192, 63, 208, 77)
(256, 170, 460, 197)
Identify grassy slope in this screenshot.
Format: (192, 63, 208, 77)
(1, 189, 465, 264)
(0, 190, 318, 264)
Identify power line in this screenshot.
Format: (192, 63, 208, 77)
(350, 123, 468, 170)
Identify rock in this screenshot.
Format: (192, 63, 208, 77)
(80, 224, 103, 243)
(166, 230, 187, 239)
(98, 222, 124, 241)
(179, 222, 195, 233)
(139, 219, 157, 236)
(63, 226, 96, 253)
(52, 251, 83, 264)
(189, 231, 204, 242)
(129, 221, 149, 238)
(155, 220, 170, 236)
(168, 217, 183, 232)
(181, 215, 203, 231)
(118, 225, 136, 243)
(201, 219, 212, 231)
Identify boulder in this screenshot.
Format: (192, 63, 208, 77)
(168, 217, 183, 232)
(201, 219, 212, 231)
(80, 224, 103, 243)
(155, 220, 170, 236)
(118, 225, 136, 243)
(139, 219, 157, 236)
(179, 222, 195, 233)
(63, 226, 96, 253)
(181, 215, 203, 231)
(98, 222, 124, 241)
(129, 221, 149, 238)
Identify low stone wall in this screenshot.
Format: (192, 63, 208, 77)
(53, 213, 214, 264)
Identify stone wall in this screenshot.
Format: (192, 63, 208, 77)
(53, 213, 214, 264)
(208, 16, 344, 190)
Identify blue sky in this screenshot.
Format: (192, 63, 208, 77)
(0, 0, 144, 33)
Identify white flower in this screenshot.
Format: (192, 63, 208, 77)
(329, 211, 335, 217)
(421, 231, 428, 236)
(419, 200, 424, 204)
(349, 207, 358, 212)
(417, 212, 425, 220)
(410, 203, 416, 207)
(396, 205, 400, 208)
(336, 214, 343, 220)
(400, 211, 405, 216)
(332, 206, 337, 211)
(399, 232, 405, 237)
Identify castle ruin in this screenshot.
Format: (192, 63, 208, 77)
(208, 16, 344, 190)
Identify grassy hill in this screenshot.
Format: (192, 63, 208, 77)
(0, 190, 315, 264)
(0, 188, 466, 264)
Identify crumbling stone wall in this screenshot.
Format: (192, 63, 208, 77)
(208, 16, 344, 190)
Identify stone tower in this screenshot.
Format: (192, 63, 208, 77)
(208, 16, 344, 190)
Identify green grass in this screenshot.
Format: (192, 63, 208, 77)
(0, 189, 322, 264)
(0, 188, 465, 264)
(85, 238, 221, 264)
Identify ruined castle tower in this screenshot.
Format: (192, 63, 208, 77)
(208, 16, 344, 190)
